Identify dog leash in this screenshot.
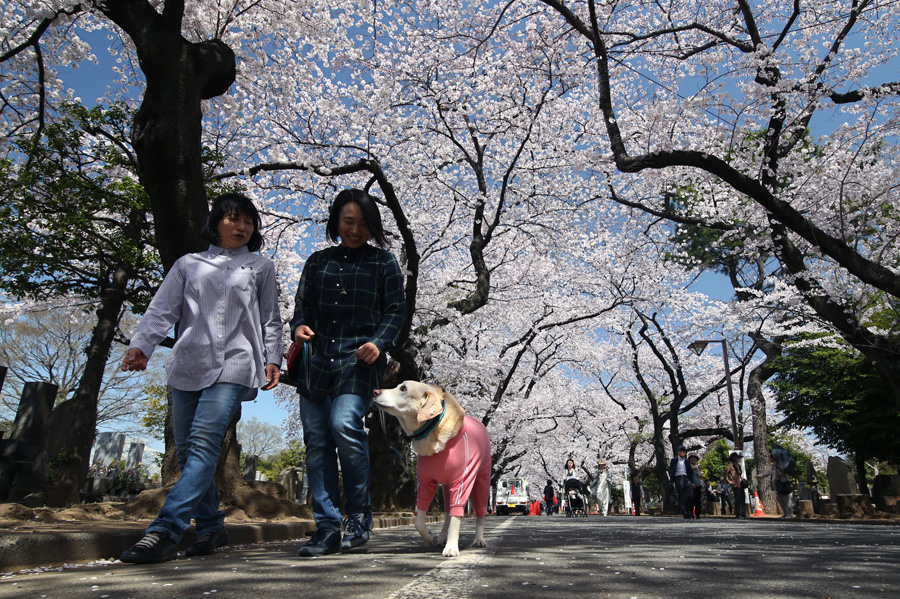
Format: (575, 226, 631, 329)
(377, 408, 411, 467)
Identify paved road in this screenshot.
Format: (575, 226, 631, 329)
(2, 516, 898, 598)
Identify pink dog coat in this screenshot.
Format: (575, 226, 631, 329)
(415, 415, 492, 517)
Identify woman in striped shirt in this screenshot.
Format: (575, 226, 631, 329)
(118, 193, 283, 564)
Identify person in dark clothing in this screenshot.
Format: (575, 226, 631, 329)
(668, 445, 694, 519)
(291, 189, 406, 556)
(689, 454, 703, 519)
(630, 474, 644, 516)
(543, 480, 556, 516)
(723, 452, 748, 519)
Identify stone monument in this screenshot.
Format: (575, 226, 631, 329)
(826, 456, 859, 496)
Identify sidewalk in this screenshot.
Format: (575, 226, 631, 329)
(0, 512, 430, 572)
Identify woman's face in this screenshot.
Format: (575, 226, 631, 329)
(566, 460, 574, 470)
(217, 210, 255, 249)
(337, 201, 371, 249)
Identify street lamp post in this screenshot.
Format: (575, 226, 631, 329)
(687, 339, 741, 450)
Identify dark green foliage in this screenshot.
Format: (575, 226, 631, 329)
(699, 438, 733, 483)
(0, 103, 161, 311)
(770, 335, 900, 464)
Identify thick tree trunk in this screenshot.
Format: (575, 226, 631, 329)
(99, 0, 248, 505)
(747, 335, 782, 515)
(43, 260, 134, 506)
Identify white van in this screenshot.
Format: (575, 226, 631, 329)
(495, 478, 530, 515)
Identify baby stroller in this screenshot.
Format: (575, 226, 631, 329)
(564, 479, 589, 517)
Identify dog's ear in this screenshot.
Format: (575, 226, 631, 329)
(417, 386, 444, 423)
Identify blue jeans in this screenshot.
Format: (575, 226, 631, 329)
(147, 383, 246, 543)
(300, 392, 372, 530)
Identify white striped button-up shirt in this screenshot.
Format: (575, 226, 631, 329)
(129, 244, 284, 393)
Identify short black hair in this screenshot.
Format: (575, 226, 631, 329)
(201, 193, 264, 252)
(326, 188, 390, 249)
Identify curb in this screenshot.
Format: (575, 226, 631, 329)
(0, 513, 434, 572)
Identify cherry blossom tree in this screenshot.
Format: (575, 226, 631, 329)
(536, 0, 900, 409)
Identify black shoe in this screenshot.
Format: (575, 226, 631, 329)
(186, 527, 230, 557)
(120, 532, 177, 564)
(341, 512, 374, 551)
(298, 526, 341, 557)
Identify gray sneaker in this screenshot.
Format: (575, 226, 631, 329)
(340, 512, 374, 551)
(298, 526, 341, 557)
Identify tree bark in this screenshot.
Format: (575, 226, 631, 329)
(43, 260, 134, 506)
(746, 335, 782, 515)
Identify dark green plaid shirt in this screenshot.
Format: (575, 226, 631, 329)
(290, 244, 406, 399)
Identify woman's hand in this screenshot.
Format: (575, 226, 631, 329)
(262, 363, 281, 390)
(294, 325, 315, 342)
(356, 342, 380, 364)
(121, 348, 148, 372)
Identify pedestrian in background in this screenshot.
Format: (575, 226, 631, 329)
(724, 452, 748, 519)
(630, 474, 644, 516)
(291, 189, 406, 557)
(119, 193, 283, 564)
(688, 454, 703, 519)
(717, 482, 733, 515)
(591, 460, 611, 516)
(668, 445, 694, 519)
(543, 479, 556, 516)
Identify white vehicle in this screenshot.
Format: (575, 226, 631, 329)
(495, 478, 530, 515)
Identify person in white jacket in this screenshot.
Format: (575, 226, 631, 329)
(591, 461, 611, 516)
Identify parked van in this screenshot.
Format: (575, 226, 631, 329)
(495, 478, 530, 515)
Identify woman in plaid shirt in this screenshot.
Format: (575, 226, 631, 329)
(291, 189, 406, 557)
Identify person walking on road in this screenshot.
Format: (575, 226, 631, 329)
(724, 452, 748, 519)
(717, 482, 733, 515)
(291, 189, 406, 557)
(118, 193, 283, 564)
(591, 461, 611, 516)
(630, 474, 644, 516)
(544, 480, 556, 516)
(669, 446, 694, 519)
(689, 454, 704, 519)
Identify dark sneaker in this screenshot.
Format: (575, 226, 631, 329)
(119, 532, 177, 564)
(298, 526, 341, 557)
(186, 527, 230, 557)
(341, 512, 374, 551)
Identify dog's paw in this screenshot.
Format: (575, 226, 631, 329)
(468, 538, 488, 549)
(442, 543, 460, 557)
(435, 532, 448, 546)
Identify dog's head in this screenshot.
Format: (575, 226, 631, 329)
(373, 381, 445, 434)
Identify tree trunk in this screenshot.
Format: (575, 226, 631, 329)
(747, 335, 782, 515)
(99, 0, 248, 506)
(43, 260, 134, 506)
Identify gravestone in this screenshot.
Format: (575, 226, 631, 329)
(278, 467, 304, 502)
(92, 432, 125, 467)
(125, 442, 144, 469)
(0, 382, 57, 501)
(826, 456, 859, 496)
(243, 454, 258, 483)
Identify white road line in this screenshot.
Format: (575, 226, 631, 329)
(384, 517, 517, 599)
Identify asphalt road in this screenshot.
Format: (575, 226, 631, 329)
(2, 515, 898, 599)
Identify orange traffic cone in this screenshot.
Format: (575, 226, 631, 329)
(752, 491, 767, 517)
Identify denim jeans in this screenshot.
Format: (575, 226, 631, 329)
(147, 383, 246, 543)
(300, 392, 372, 530)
